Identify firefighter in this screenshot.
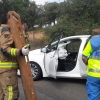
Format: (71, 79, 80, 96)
(0, 14, 29, 100)
(22, 23, 29, 43)
(82, 35, 100, 100)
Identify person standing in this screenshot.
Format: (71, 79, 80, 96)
(0, 14, 29, 100)
(82, 35, 100, 100)
(22, 23, 29, 43)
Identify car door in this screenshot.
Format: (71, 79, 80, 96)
(44, 32, 63, 78)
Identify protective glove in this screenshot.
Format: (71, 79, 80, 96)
(19, 44, 30, 56)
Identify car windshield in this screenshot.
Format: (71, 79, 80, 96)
(47, 33, 63, 52)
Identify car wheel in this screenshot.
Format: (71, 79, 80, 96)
(30, 61, 42, 81)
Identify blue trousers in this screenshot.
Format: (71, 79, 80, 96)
(86, 76, 100, 100)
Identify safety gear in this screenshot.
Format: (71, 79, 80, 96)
(21, 44, 30, 56)
(0, 70, 19, 100)
(82, 36, 100, 78)
(23, 32, 29, 39)
(58, 47, 68, 60)
(86, 75, 100, 100)
(0, 24, 19, 99)
(0, 62, 18, 68)
(0, 25, 19, 73)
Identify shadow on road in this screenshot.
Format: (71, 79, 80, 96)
(37, 77, 86, 84)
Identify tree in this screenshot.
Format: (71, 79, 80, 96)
(34, 5, 46, 28)
(45, 0, 100, 36)
(44, 2, 59, 25)
(23, 1, 37, 28)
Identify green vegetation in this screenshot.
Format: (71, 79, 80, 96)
(29, 35, 50, 49)
(1, 0, 100, 48)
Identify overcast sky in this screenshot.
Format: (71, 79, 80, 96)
(32, 0, 64, 5)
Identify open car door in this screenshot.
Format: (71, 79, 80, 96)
(44, 32, 64, 78)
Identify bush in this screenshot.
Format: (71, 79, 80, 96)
(29, 35, 50, 50)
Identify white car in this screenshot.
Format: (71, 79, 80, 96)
(28, 33, 98, 81)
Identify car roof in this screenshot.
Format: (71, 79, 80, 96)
(61, 35, 91, 41)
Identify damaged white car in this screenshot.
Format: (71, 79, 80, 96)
(28, 33, 97, 81)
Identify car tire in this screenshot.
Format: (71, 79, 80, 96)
(30, 61, 42, 81)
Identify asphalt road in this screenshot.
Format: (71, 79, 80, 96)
(18, 77, 87, 100)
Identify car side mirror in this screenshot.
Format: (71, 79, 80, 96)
(41, 47, 51, 53)
(41, 47, 47, 53)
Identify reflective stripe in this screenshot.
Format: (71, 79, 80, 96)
(0, 62, 18, 68)
(10, 48, 16, 56)
(87, 67, 100, 78)
(88, 68, 100, 73)
(89, 56, 100, 60)
(8, 86, 13, 100)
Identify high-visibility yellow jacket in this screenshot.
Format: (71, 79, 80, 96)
(0, 24, 20, 73)
(82, 36, 100, 78)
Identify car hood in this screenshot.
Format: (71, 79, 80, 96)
(29, 49, 43, 55)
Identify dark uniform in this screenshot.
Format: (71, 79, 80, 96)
(0, 24, 19, 100)
(22, 23, 29, 43)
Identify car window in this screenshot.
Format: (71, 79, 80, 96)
(66, 39, 81, 53)
(58, 41, 71, 48)
(50, 40, 70, 51)
(47, 37, 81, 53)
